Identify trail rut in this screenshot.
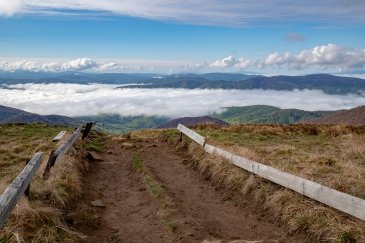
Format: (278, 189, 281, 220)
(81, 137, 305, 242)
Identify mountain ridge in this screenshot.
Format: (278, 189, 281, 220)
(212, 105, 337, 124)
(1, 72, 365, 95)
(0, 105, 79, 125)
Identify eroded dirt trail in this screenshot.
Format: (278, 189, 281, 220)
(82, 137, 304, 242)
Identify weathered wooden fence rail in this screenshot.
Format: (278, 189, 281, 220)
(0, 152, 43, 227)
(177, 123, 365, 221)
(0, 122, 96, 228)
(43, 127, 81, 179)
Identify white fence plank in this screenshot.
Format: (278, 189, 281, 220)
(180, 125, 365, 221)
(177, 124, 205, 146)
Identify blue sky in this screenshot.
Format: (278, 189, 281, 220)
(0, 0, 365, 75)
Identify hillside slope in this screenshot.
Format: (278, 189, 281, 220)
(157, 116, 229, 129)
(0, 105, 78, 125)
(212, 105, 336, 124)
(308, 106, 365, 125)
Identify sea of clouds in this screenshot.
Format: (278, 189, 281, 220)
(0, 83, 364, 118)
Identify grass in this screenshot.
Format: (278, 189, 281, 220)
(0, 124, 99, 242)
(132, 124, 365, 242)
(84, 134, 106, 153)
(0, 124, 68, 185)
(195, 124, 365, 200)
(131, 153, 178, 234)
(132, 154, 163, 198)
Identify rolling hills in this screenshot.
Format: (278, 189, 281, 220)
(212, 105, 336, 124)
(0, 105, 79, 125)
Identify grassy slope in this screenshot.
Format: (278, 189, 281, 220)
(212, 105, 336, 124)
(0, 124, 103, 242)
(0, 124, 69, 183)
(132, 124, 365, 242)
(195, 124, 365, 199)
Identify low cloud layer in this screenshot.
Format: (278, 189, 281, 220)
(0, 83, 364, 118)
(1, 0, 365, 26)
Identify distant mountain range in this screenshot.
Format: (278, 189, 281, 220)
(1, 72, 365, 95)
(0, 105, 79, 125)
(157, 116, 229, 129)
(212, 105, 337, 124)
(1, 105, 364, 133)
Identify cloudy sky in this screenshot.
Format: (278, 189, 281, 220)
(0, 0, 365, 74)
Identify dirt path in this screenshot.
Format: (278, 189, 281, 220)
(82, 137, 305, 242)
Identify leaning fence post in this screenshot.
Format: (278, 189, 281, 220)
(24, 159, 31, 198)
(179, 132, 183, 142)
(82, 122, 92, 139)
(43, 150, 57, 180)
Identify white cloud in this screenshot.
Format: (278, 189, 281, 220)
(1, 1, 365, 26)
(0, 58, 142, 72)
(61, 58, 97, 71)
(0, 0, 23, 16)
(1, 44, 365, 73)
(0, 84, 364, 118)
(210, 56, 252, 69)
(264, 44, 365, 71)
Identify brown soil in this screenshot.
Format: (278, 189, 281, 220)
(81, 137, 305, 242)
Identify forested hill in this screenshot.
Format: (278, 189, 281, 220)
(212, 105, 337, 124)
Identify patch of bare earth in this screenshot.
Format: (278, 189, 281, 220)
(81, 136, 305, 242)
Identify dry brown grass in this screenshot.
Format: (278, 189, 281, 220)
(0, 125, 103, 242)
(133, 124, 365, 242)
(189, 142, 365, 242)
(195, 124, 365, 200)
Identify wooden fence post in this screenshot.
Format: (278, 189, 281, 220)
(24, 159, 30, 198)
(43, 150, 57, 180)
(82, 122, 92, 139)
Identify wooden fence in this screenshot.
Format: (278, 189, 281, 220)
(0, 122, 95, 227)
(177, 124, 365, 222)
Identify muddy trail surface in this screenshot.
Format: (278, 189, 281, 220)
(81, 137, 305, 243)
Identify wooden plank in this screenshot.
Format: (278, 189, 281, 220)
(177, 124, 205, 146)
(43, 127, 81, 179)
(0, 152, 43, 227)
(181, 125, 365, 221)
(52, 131, 66, 142)
(53, 127, 81, 166)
